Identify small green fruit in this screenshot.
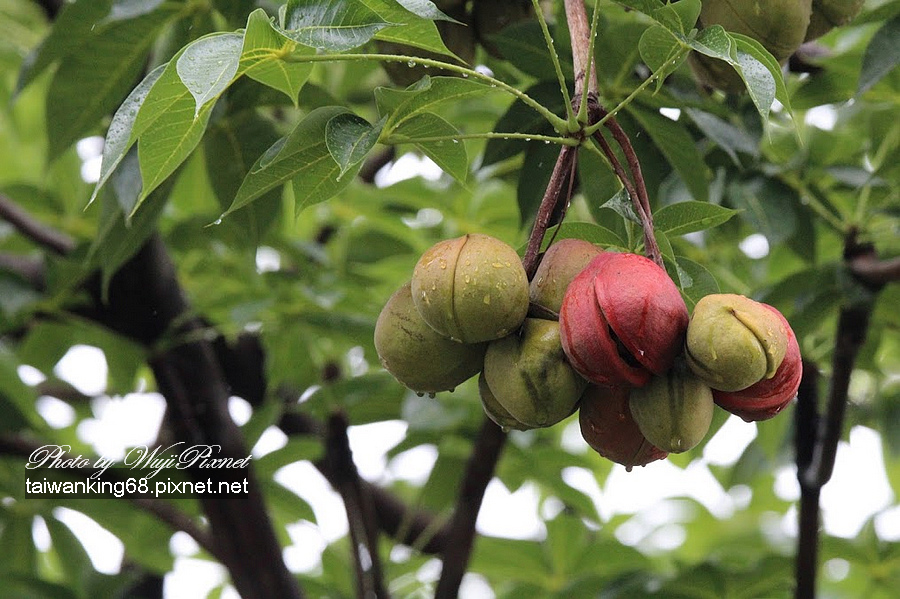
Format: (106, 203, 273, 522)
(530, 238, 602, 314)
(483, 318, 587, 428)
(478, 373, 531, 431)
(629, 369, 715, 454)
(685, 293, 789, 392)
(412, 233, 529, 343)
(375, 282, 486, 394)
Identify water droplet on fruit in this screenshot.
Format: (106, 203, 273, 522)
(483, 295, 491, 304)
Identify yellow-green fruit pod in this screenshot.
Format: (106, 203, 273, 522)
(805, 0, 865, 41)
(700, 0, 813, 62)
(375, 283, 487, 394)
(685, 294, 789, 392)
(412, 234, 529, 343)
(629, 369, 715, 453)
(483, 318, 588, 428)
(478, 373, 531, 431)
(529, 239, 602, 314)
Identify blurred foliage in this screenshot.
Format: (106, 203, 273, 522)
(0, 0, 898, 597)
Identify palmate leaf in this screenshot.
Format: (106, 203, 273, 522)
(241, 8, 313, 104)
(383, 76, 496, 134)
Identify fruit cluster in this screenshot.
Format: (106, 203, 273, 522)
(691, 0, 864, 92)
(375, 236, 802, 470)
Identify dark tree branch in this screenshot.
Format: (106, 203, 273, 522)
(794, 361, 821, 599)
(32, 0, 64, 20)
(434, 417, 506, 599)
(0, 194, 75, 255)
(794, 237, 880, 599)
(0, 252, 46, 290)
(0, 435, 221, 562)
(323, 412, 388, 599)
(850, 254, 900, 286)
(91, 236, 304, 599)
(564, 0, 599, 97)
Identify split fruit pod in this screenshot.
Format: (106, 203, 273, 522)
(685, 293, 789, 393)
(712, 304, 802, 422)
(579, 385, 668, 470)
(559, 252, 690, 387)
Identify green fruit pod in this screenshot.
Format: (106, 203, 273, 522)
(412, 234, 529, 344)
(375, 282, 487, 394)
(629, 369, 715, 454)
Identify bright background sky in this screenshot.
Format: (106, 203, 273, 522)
(12, 103, 899, 598)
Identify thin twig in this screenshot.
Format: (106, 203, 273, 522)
(522, 145, 579, 278)
(794, 361, 820, 599)
(0, 194, 75, 255)
(323, 412, 388, 599)
(564, 0, 599, 98)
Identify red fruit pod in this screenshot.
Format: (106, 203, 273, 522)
(559, 252, 689, 387)
(595, 253, 690, 375)
(579, 385, 667, 470)
(712, 305, 802, 422)
(559, 254, 650, 386)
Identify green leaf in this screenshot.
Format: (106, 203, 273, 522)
(226, 106, 354, 217)
(90, 64, 166, 205)
(0, 345, 38, 432)
(602, 188, 642, 225)
(130, 54, 217, 207)
(684, 108, 759, 164)
(15, 0, 113, 95)
(638, 25, 687, 89)
(676, 257, 720, 308)
(241, 9, 313, 103)
(384, 76, 495, 133)
(517, 139, 560, 225)
(45, 517, 93, 594)
(391, 112, 468, 183)
(858, 15, 900, 95)
(366, 0, 455, 57)
(653, 0, 701, 34)
(614, 0, 665, 17)
(654, 201, 737, 236)
(46, 8, 175, 159)
(282, 0, 392, 52)
(627, 104, 709, 202)
(688, 27, 788, 120)
(393, 0, 458, 22)
(176, 32, 244, 116)
(325, 113, 385, 177)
